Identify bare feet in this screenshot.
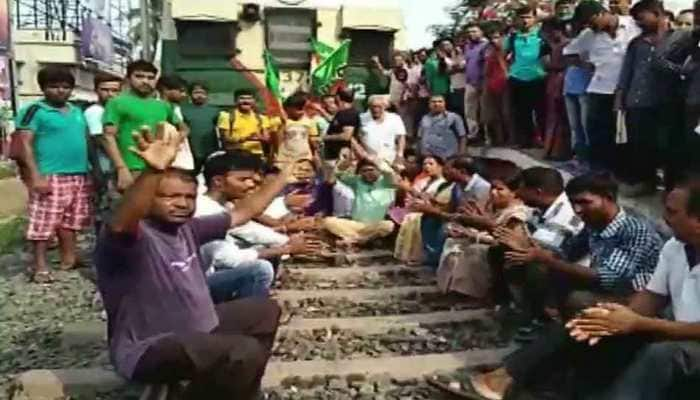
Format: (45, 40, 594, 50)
(469, 368, 513, 400)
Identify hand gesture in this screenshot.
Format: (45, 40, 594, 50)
(130, 124, 182, 171)
(459, 200, 486, 218)
(566, 303, 642, 341)
(287, 234, 324, 255)
(31, 175, 51, 195)
(494, 226, 530, 251)
(285, 189, 313, 211)
(504, 246, 542, 267)
(370, 55, 381, 66)
(116, 168, 134, 192)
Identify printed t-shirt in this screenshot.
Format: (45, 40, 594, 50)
(16, 101, 88, 175)
(275, 117, 318, 166)
(94, 214, 230, 379)
(102, 92, 180, 171)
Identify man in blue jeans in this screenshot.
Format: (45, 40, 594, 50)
(196, 151, 320, 303)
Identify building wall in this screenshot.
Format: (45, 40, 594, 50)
(13, 30, 124, 106)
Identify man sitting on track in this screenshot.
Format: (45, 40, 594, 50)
(95, 125, 289, 399)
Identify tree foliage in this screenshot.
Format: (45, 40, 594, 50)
(427, 0, 488, 41)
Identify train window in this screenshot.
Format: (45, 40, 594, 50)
(176, 21, 238, 56)
(346, 29, 394, 66)
(265, 8, 315, 69)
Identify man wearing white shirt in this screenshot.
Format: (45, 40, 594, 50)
(196, 152, 318, 303)
(356, 95, 407, 166)
(564, 177, 700, 400)
(84, 73, 122, 228)
(564, 1, 641, 171)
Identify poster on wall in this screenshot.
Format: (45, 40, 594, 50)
(0, 0, 9, 52)
(81, 17, 115, 64)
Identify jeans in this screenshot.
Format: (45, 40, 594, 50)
(207, 260, 275, 303)
(564, 94, 589, 158)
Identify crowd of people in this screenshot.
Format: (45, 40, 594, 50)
(7, 0, 700, 399)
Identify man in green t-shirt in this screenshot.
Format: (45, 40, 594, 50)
(103, 60, 187, 191)
(322, 158, 397, 246)
(181, 81, 221, 174)
(424, 40, 451, 97)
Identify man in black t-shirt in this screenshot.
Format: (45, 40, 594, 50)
(324, 89, 361, 160)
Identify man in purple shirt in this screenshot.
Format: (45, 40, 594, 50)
(95, 124, 289, 399)
(463, 23, 489, 140)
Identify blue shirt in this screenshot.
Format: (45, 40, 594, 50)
(15, 101, 88, 175)
(505, 27, 547, 81)
(563, 66, 593, 95)
(418, 111, 466, 160)
(565, 209, 663, 294)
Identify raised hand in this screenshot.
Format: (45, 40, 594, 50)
(129, 123, 182, 171)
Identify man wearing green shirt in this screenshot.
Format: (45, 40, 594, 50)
(322, 159, 397, 246)
(505, 5, 547, 148)
(424, 40, 451, 97)
(181, 82, 221, 174)
(102, 60, 187, 191)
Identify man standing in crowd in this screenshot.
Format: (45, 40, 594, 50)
(505, 5, 547, 148)
(564, 1, 640, 172)
(356, 95, 407, 167)
(442, 38, 467, 123)
(157, 74, 194, 170)
(274, 93, 319, 168)
(417, 94, 466, 160)
(424, 40, 451, 99)
(372, 52, 419, 138)
(217, 89, 269, 157)
(463, 23, 489, 141)
(95, 126, 288, 399)
(323, 88, 360, 161)
(615, 0, 672, 196)
(103, 60, 187, 191)
(15, 66, 94, 283)
(84, 73, 122, 230)
(181, 81, 221, 174)
(471, 172, 664, 400)
(654, 0, 700, 188)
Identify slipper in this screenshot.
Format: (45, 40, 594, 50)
(31, 270, 55, 284)
(468, 374, 505, 400)
(426, 376, 489, 400)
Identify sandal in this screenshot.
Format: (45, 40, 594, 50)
(31, 270, 55, 284)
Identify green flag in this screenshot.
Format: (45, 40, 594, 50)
(263, 50, 282, 99)
(311, 40, 350, 95)
(310, 38, 335, 62)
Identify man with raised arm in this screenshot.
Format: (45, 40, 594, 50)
(94, 125, 288, 399)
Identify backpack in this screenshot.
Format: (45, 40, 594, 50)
(8, 104, 41, 162)
(223, 109, 266, 151)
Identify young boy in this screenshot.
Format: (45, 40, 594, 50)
(15, 66, 93, 282)
(103, 60, 188, 191)
(274, 92, 318, 168)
